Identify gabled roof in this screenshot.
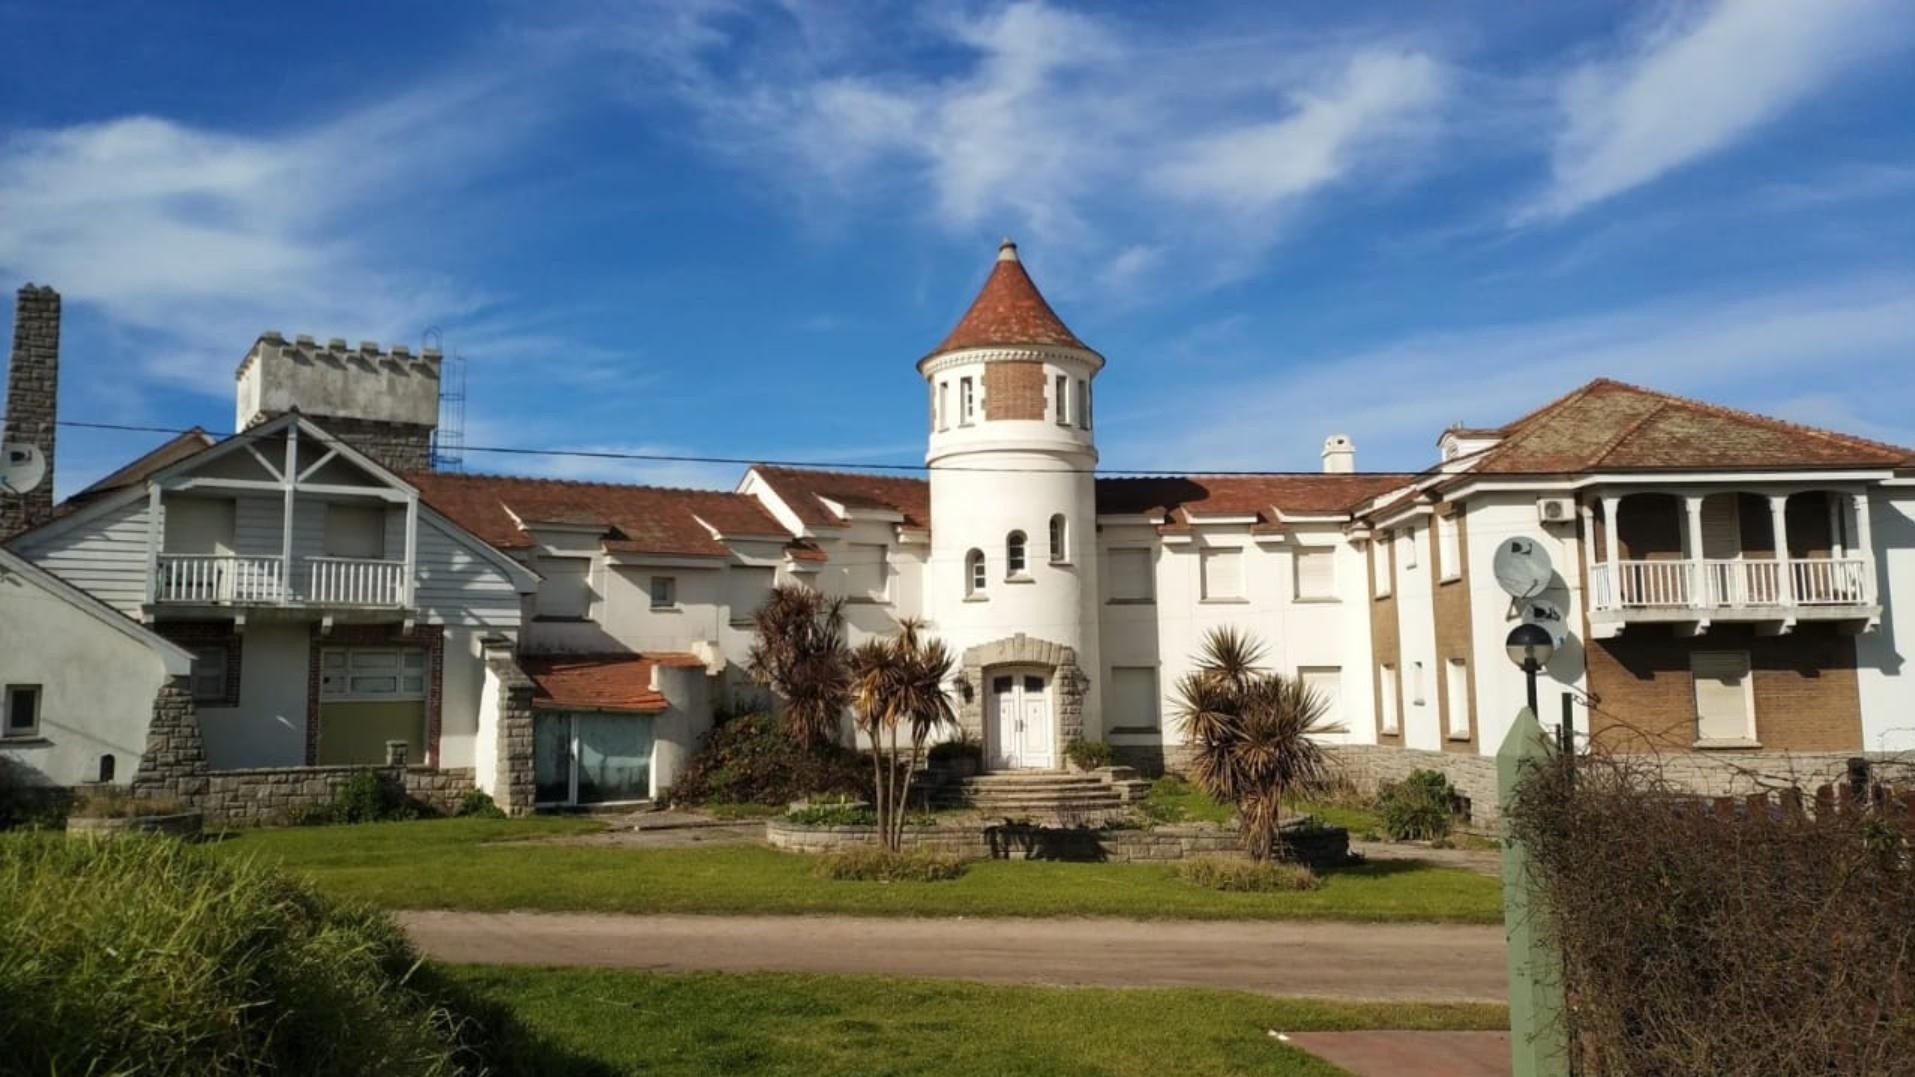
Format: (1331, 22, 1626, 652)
(407, 472, 792, 559)
(1096, 474, 1413, 533)
(749, 466, 932, 532)
(69, 428, 216, 505)
(521, 652, 704, 714)
(0, 546, 194, 675)
(926, 240, 1098, 360)
(1469, 379, 1915, 474)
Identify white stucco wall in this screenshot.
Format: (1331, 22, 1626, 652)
(1390, 519, 1443, 750)
(197, 622, 311, 769)
(437, 627, 489, 768)
(0, 568, 174, 786)
(1856, 489, 1915, 752)
(650, 662, 713, 797)
(1462, 493, 1590, 754)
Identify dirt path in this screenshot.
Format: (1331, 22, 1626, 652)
(401, 910, 1507, 1002)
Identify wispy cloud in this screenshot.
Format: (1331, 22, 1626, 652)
(1523, 0, 1907, 222)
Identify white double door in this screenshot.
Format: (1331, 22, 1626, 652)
(989, 670, 1054, 770)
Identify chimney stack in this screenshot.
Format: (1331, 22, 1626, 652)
(1321, 433, 1355, 474)
(1, 284, 60, 538)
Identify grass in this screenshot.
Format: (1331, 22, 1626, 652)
(698, 800, 784, 820)
(449, 964, 1508, 1076)
(213, 817, 1501, 922)
(1142, 778, 1387, 836)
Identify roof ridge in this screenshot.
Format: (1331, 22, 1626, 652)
(752, 464, 928, 483)
(1598, 377, 1915, 460)
(408, 470, 750, 497)
(1585, 399, 1671, 470)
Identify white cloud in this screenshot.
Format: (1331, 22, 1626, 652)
(1526, 0, 1906, 221)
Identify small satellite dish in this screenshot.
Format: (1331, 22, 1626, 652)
(1520, 597, 1569, 648)
(1493, 537, 1554, 599)
(0, 443, 47, 496)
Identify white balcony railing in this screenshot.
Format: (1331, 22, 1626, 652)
(154, 554, 406, 607)
(303, 557, 408, 607)
(1590, 557, 1872, 614)
(155, 554, 286, 605)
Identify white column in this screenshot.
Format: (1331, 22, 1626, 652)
(281, 424, 298, 604)
(403, 496, 419, 608)
(1684, 495, 1705, 607)
(1769, 494, 1793, 608)
(1828, 498, 1846, 559)
(1854, 491, 1876, 603)
(1601, 494, 1621, 607)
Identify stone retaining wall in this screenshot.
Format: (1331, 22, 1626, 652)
(1329, 744, 1501, 824)
(766, 818, 1349, 867)
(199, 766, 476, 825)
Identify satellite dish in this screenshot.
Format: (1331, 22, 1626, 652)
(1493, 537, 1554, 599)
(0, 444, 46, 496)
(1520, 597, 1569, 648)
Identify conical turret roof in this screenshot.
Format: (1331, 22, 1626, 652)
(926, 239, 1099, 360)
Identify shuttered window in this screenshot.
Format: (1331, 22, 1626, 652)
(1445, 658, 1470, 739)
(1299, 666, 1341, 725)
(1372, 534, 1392, 596)
(1201, 548, 1243, 600)
(1108, 548, 1154, 602)
(1293, 546, 1336, 600)
(1692, 651, 1754, 742)
(727, 566, 775, 624)
(1108, 667, 1160, 731)
(535, 558, 592, 620)
(1379, 665, 1399, 733)
(848, 543, 889, 600)
(324, 504, 385, 559)
(1437, 511, 1461, 580)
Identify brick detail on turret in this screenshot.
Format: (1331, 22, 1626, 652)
(2, 284, 60, 538)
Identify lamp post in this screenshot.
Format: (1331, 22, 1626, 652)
(1504, 623, 1556, 718)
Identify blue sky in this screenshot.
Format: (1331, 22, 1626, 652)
(4, 0, 1915, 496)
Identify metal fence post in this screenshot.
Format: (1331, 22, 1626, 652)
(1500, 706, 1569, 1077)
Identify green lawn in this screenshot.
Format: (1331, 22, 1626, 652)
(211, 818, 1499, 922)
(1143, 778, 1386, 836)
(453, 965, 1508, 1076)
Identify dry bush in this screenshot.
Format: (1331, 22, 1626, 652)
(1506, 750, 1915, 1076)
(1170, 856, 1320, 893)
(812, 847, 967, 883)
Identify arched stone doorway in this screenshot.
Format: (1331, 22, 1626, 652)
(957, 633, 1086, 771)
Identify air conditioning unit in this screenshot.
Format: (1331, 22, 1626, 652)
(1536, 496, 1575, 524)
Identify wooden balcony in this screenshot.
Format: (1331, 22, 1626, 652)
(1588, 557, 1877, 637)
(154, 554, 408, 610)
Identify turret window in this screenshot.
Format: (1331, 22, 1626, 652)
(1076, 380, 1091, 430)
(959, 377, 976, 425)
(1006, 531, 1028, 577)
(1054, 374, 1069, 425)
(965, 549, 987, 597)
(937, 381, 950, 432)
(1049, 514, 1068, 563)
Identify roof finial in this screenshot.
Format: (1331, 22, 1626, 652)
(997, 236, 1019, 263)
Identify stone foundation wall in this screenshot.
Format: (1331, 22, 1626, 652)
(199, 765, 475, 826)
(1329, 743, 1500, 824)
(1110, 743, 1193, 777)
(133, 678, 209, 803)
(766, 819, 1348, 867)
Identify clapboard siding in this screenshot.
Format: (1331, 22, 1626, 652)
(415, 517, 523, 628)
(13, 498, 153, 617)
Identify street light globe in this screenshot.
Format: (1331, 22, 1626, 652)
(1505, 623, 1556, 670)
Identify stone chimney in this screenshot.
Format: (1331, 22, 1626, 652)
(1321, 433, 1355, 474)
(1, 285, 60, 538)
(234, 333, 441, 473)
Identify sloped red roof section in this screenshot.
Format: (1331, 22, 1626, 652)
(929, 242, 1095, 357)
(521, 652, 704, 714)
(1472, 379, 1915, 474)
(751, 466, 932, 531)
(406, 472, 791, 558)
(1096, 474, 1412, 531)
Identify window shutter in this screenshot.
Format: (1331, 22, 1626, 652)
(1692, 651, 1752, 742)
(1109, 549, 1152, 600)
(1109, 667, 1159, 730)
(1299, 667, 1341, 724)
(535, 559, 592, 619)
(1294, 547, 1335, 599)
(1201, 548, 1243, 600)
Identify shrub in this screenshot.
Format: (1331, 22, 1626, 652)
(812, 847, 967, 882)
(927, 733, 984, 768)
(670, 712, 868, 807)
(0, 831, 488, 1075)
(69, 790, 189, 819)
(785, 800, 877, 827)
(453, 790, 505, 819)
(288, 771, 430, 826)
(1171, 856, 1321, 892)
(1375, 769, 1458, 841)
(0, 757, 70, 830)
(1064, 738, 1114, 771)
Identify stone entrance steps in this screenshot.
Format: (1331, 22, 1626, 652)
(928, 768, 1153, 825)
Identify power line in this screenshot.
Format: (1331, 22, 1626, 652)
(54, 418, 1421, 480)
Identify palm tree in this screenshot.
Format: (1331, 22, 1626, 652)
(1174, 626, 1345, 861)
(849, 619, 958, 851)
(746, 584, 851, 746)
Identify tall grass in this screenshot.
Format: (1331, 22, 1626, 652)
(0, 833, 481, 1076)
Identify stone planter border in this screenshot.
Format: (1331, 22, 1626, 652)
(65, 810, 205, 839)
(766, 817, 1349, 868)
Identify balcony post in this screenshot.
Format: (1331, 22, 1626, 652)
(1769, 494, 1793, 608)
(1683, 495, 1706, 607)
(1600, 494, 1621, 608)
(1854, 491, 1876, 602)
(281, 424, 298, 605)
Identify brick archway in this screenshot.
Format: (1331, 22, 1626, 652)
(957, 633, 1086, 764)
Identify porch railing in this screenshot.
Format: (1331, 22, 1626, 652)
(303, 557, 408, 606)
(1590, 557, 1872, 613)
(153, 554, 407, 607)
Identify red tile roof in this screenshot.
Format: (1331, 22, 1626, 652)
(928, 240, 1096, 358)
(405, 472, 792, 558)
(521, 652, 703, 714)
(1096, 475, 1413, 532)
(1468, 379, 1915, 474)
(750, 466, 932, 531)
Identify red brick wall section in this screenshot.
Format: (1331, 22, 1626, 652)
(1368, 534, 1403, 745)
(304, 624, 446, 766)
(982, 361, 1047, 421)
(1585, 623, 1862, 752)
(1430, 505, 1478, 752)
(153, 620, 242, 707)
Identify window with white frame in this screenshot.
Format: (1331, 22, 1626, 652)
(189, 645, 232, 705)
(1076, 379, 1091, 430)
(1200, 547, 1244, 600)
(3, 684, 41, 738)
(1692, 651, 1754, 743)
(1379, 664, 1399, 734)
(649, 575, 678, 610)
(1107, 547, 1154, 602)
(1108, 666, 1160, 731)
(320, 649, 426, 701)
(1049, 514, 1068, 563)
(534, 558, 593, 620)
(1437, 510, 1461, 581)
(1298, 666, 1341, 725)
(1445, 657, 1470, 739)
(1372, 534, 1392, 596)
(1292, 546, 1336, 600)
(1054, 374, 1069, 426)
(1006, 531, 1028, 578)
(937, 381, 949, 431)
(965, 549, 987, 597)
(1410, 660, 1426, 706)
(959, 377, 976, 425)
(727, 565, 775, 624)
(848, 543, 890, 601)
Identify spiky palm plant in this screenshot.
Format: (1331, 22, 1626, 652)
(746, 584, 851, 746)
(849, 619, 957, 851)
(1175, 626, 1345, 861)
